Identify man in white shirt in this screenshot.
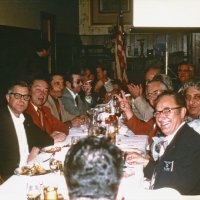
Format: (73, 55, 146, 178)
(0, 81, 54, 180)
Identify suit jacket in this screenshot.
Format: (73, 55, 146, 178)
(132, 96, 154, 122)
(61, 88, 91, 116)
(125, 114, 157, 144)
(0, 106, 54, 180)
(45, 95, 75, 122)
(26, 103, 69, 135)
(144, 123, 200, 195)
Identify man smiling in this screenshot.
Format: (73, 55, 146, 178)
(127, 91, 200, 195)
(0, 81, 54, 180)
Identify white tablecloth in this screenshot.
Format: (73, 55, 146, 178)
(0, 126, 199, 199)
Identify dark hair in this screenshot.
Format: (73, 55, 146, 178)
(7, 81, 29, 93)
(64, 69, 81, 85)
(178, 62, 194, 71)
(64, 136, 123, 200)
(155, 90, 186, 108)
(144, 60, 163, 75)
(96, 64, 108, 72)
(48, 73, 64, 85)
(29, 76, 49, 88)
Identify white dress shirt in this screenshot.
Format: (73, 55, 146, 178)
(8, 106, 29, 167)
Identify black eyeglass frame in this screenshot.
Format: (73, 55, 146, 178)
(9, 92, 31, 101)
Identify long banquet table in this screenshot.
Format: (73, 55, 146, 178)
(0, 126, 199, 200)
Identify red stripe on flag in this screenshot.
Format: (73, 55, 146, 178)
(115, 30, 128, 84)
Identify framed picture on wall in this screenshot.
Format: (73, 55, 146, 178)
(90, 0, 132, 25)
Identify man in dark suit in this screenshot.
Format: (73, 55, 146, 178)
(0, 81, 54, 181)
(127, 91, 200, 195)
(61, 70, 94, 116)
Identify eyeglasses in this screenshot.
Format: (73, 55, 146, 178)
(178, 70, 192, 73)
(75, 80, 83, 84)
(9, 92, 31, 101)
(146, 90, 164, 100)
(153, 106, 182, 118)
(185, 94, 200, 102)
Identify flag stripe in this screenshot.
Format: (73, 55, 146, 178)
(115, 28, 128, 84)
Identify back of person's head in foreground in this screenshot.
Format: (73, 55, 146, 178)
(64, 136, 124, 200)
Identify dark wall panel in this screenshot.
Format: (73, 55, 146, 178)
(0, 26, 40, 106)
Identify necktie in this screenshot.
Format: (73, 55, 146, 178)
(37, 107, 45, 130)
(75, 95, 79, 107)
(52, 97, 62, 120)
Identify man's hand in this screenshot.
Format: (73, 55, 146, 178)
(71, 115, 86, 127)
(126, 152, 149, 167)
(127, 83, 143, 99)
(94, 80, 104, 93)
(51, 131, 66, 143)
(115, 90, 133, 120)
(27, 147, 40, 162)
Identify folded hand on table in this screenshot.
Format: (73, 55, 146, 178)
(71, 115, 87, 127)
(126, 152, 149, 167)
(51, 131, 66, 143)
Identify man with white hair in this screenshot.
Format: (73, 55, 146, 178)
(182, 78, 200, 133)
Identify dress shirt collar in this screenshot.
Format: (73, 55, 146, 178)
(185, 115, 200, 123)
(8, 105, 25, 121)
(67, 87, 77, 99)
(31, 102, 40, 112)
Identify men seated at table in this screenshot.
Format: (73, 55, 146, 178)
(116, 74, 173, 143)
(0, 81, 54, 181)
(182, 78, 200, 133)
(61, 70, 94, 116)
(25, 77, 84, 139)
(127, 91, 200, 195)
(45, 73, 82, 125)
(64, 136, 123, 200)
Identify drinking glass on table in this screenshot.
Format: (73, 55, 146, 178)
(27, 184, 41, 200)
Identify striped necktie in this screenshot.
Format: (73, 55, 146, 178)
(37, 107, 45, 130)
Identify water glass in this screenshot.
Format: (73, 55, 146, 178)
(27, 184, 41, 200)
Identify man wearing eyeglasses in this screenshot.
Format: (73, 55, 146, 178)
(61, 70, 93, 116)
(116, 75, 172, 143)
(0, 81, 54, 181)
(127, 91, 200, 195)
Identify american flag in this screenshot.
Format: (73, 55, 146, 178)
(114, 24, 128, 84)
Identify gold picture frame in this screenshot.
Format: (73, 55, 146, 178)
(90, 0, 132, 25)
